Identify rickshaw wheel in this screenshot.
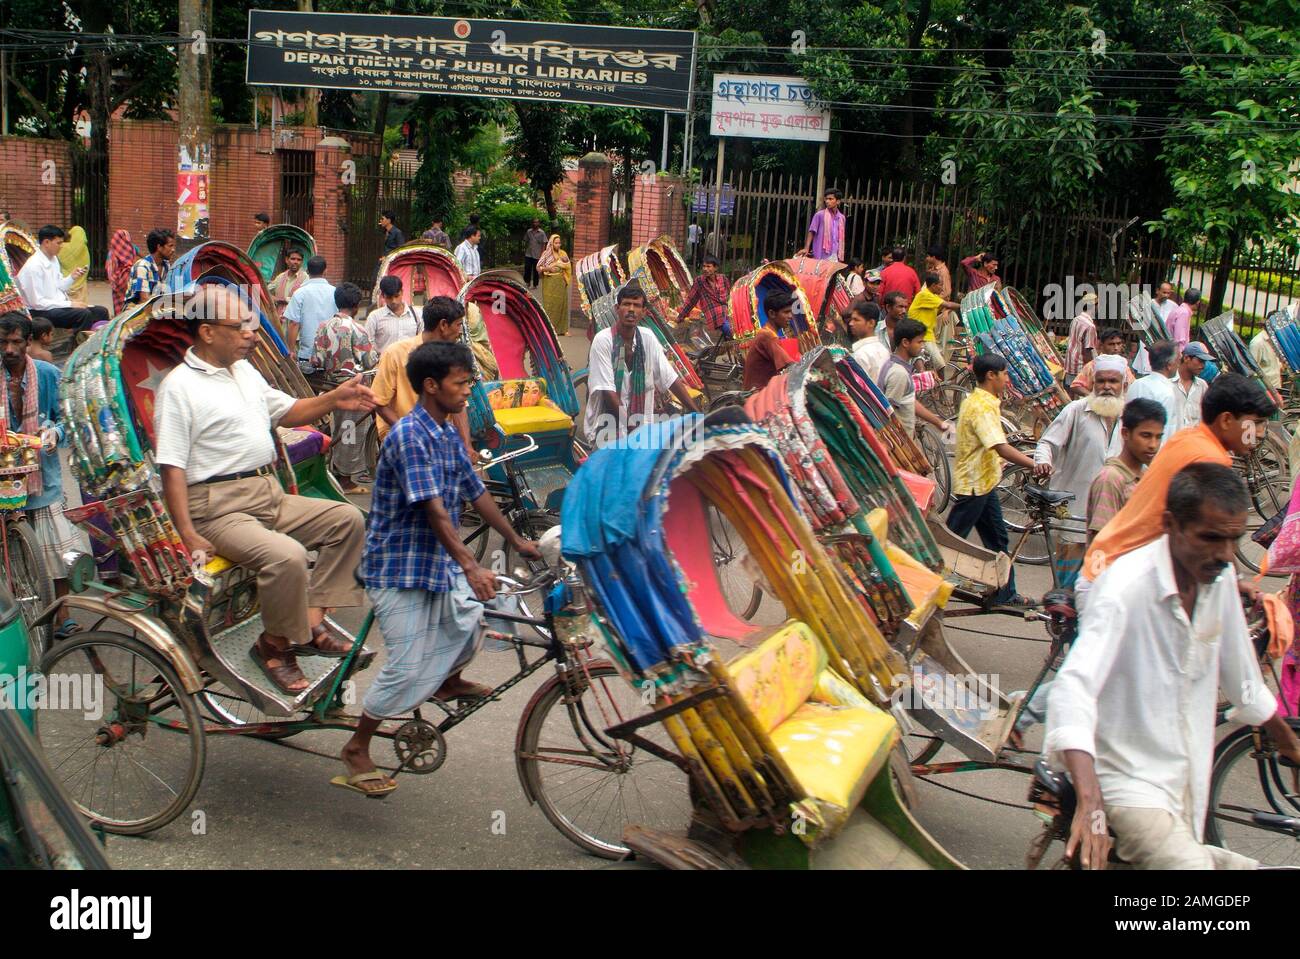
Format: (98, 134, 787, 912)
(35, 631, 205, 835)
(4, 517, 53, 659)
(517, 662, 693, 859)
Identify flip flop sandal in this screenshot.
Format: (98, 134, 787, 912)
(54, 619, 83, 640)
(330, 770, 397, 798)
(250, 639, 310, 694)
(298, 623, 353, 658)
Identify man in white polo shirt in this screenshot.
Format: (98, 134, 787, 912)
(154, 284, 377, 694)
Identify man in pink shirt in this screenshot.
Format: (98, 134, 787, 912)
(802, 189, 845, 261)
(879, 245, 922, 305)
(1166, 288, 1198, 353)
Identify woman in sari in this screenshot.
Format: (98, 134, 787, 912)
(59, 226, 90, 305)
(537, 234, 572, 335)
(106, 229, 137, 316)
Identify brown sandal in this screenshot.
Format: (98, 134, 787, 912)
(251, 635, 310, 693)
(299, 622, 353, 658)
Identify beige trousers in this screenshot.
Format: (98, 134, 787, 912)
(187, 474, 365, 643)
(1106, 805, 1257, 870)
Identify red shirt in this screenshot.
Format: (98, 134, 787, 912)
(879, 261, 922, 305)
(742, 329, 795, 391)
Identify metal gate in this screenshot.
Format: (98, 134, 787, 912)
(70, 146, 108, 280)
(344, 155, 415, 288)
(278, 149, 315, 230)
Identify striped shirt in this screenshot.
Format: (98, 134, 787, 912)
(1086, 457, 1141, 534)
(1064, 312, 1097, 377)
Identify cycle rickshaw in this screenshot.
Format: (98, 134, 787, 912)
(28, 261, 663, 856)
(246, 223, 315, 286)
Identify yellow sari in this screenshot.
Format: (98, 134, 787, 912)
(59, 225, 90, 304)
(537, 235, 572, 335)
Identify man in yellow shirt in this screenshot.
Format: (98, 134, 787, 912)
(948, 353, 1049, 606)
(908, 271, 960, 372)
(372, 296, 474, 453)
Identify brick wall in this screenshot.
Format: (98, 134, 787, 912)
(631, 173, 687, 249)
(104, 121, 375, 279)
(0, 136, 73, 230)
(570, 152, 612, 320)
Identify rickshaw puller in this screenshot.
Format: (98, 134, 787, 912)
(340, 341, 540, 796)
(154, 285, 377, 694)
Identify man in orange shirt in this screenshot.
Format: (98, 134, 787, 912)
(1077, 373, 1275, 613)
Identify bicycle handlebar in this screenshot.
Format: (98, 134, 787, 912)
(475, 434, 540, 471)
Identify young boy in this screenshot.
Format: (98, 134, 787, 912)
(340, 341, 540, 796)
(907, 271, 961, 371)
(878, 317, 950, 438)
(948, 353, 1050, 606)
(743, 291, 797, 391)
(847, 300, 889, 381)
(1086, 397, 1166, 546)
(28, 317, 55, 364)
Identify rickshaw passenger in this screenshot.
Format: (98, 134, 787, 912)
(154, 285, 378, 694)
(339, 341, 540, 796)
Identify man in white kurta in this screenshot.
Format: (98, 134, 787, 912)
(1033, 355, 1126, 542)
(1045, 462, 1300, 869)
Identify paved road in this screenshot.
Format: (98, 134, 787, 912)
(84, 327, 1062, 870)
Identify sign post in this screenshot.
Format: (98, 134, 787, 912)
(709, 72, 833, 236)
(247, 10, 696, 113)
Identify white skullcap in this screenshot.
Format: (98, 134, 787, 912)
(1093, 354, 1128, 375)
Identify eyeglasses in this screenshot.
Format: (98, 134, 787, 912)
(209, 316, 261, 333)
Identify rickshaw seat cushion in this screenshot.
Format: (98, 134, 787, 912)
(725, 621, 827, 732)
(277, 426, 329, 464)
(491, 403, 573, 436)
(769, 702, 898, 814)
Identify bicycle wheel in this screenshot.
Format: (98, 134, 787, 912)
(917, 424, 952, 514)
(516, 660, 693, 859)
(927, 384, 969, 422)
(35, 631, 205, 835)
(572, 370, 591, 449)
(459, 505, 491, 564)
(1207, 720, 1300, 867)
(1235, 434, 1290, 577)
(707, 504, 764, 620)
(364, 418, 380, 477)
(4, 518, 54, 659)
(995, 466, 1051, 566)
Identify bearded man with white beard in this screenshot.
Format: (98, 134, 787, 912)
(1033, 354, 1128, 543)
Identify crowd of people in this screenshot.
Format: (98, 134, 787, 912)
(8, 198, 1300, 864)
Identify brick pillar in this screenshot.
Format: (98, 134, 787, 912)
(631, 173, 686, 248)
(570, 151, 612, 323)
(313, 136, 350, 286)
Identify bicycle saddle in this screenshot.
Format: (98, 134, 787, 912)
(1033, 759, 1076, 808)
(1042, 588, 1077, 619)
(1025, 485, 1075, 506)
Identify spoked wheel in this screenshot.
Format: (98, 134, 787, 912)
(996, 466, 1050, 565)
(363, 418, 380, 478)
(516, 660, 693, 859)
(926, 384, 969, 422)
(198, 681, 297, 739)
(35, 631, 205, 835)
(1207, 719, 1300, 867)
(459, 505, 492, 564)
(917, 424, 952, 514)
(3, 517, 54, 660)
(707, 504, 764, 621)
(1235, 434, 1290, 577)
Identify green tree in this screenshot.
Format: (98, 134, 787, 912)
(511, 105, 567, 219)
(1155, 1, 1300, 316)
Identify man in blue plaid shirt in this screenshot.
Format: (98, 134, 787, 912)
(338, 341, 539, 796)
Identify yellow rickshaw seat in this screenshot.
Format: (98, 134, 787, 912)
(725, 620, 898, 815)
(492, 404, 574, 436)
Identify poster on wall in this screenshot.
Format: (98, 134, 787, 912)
(176, 160, 210, 240)
(246, 9, 696, 113)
